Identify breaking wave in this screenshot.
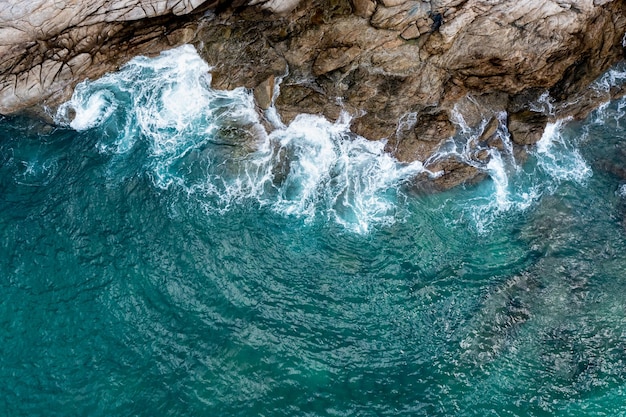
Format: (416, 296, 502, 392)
(55, 45, 611, 233)
(55, 45, 425, 233)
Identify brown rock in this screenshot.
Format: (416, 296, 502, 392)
(274, 83, 343, 125)
(351, 0, 376, 18)
(313, 46, 361, 75)
(479, 117, 500, 144)
(381, 0, 409, 7)
(480, 117, 506, 151)
(371, 1, 430, 30)
(400, 24, 421, 40)
(423, 157, 486, 190)
(254, 75, 276, 110)
(2, 0, 626, 190)
(415, 111, 456, 142)
(508, 111, 550, 146)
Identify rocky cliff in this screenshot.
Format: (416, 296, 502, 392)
(1, 0, 625, 188)
(0, 1, 206, 114)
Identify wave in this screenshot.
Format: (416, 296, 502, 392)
(428, 103, 594, 233)
(55, 44, 620, 233)
(54, 45, 425, 233)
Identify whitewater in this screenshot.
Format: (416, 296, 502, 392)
(54, 45, 594, 233)
(2, 45, 626, 416)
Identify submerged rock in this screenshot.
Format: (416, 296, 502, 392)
(1, 0, 626, 188)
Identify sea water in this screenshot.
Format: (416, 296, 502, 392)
(2, 45, 626, 416)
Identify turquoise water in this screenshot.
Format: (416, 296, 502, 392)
(3, 46, 626, 416)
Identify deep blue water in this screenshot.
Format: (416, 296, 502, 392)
(3, 46, 626, 416)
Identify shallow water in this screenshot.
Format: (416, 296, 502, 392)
(3, 46, 626, 416)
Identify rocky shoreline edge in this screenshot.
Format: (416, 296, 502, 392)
(1, 0, 625, 188)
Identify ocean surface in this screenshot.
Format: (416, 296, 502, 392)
(3, 45, 626, 416)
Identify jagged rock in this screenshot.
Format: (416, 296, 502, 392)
(423, 157, 487, 190)
(508, 111, 550, 146)
(415, 111, 456, 143)
(480, 117, 505, 150)
(313, 46, 361, 75)
(381, 0, 409, 7)
(479, 117, 500, 144)
(351, 0, 376, 18)
(400, 24, 421, 40)
(0, 0, 209, 115)
(253, 75, 276, 109)
(1, 0, 626, 189)
(196, 0, 626, 171)
(386, 110, 456, 162)
(370, 1, 431, 30)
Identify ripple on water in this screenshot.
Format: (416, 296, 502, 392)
(3, 48, 626, 416)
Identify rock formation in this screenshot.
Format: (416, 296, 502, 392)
(1, 0, 626, 188)
(0, 1, 207, 114)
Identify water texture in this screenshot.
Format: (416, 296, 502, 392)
(2, 46, 626, 416)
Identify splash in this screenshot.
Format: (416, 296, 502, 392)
(430, 105, 594, 233)
(426, 108, 537, 232)
(534, 119, 592, 185)
(54, 44, 618, 234)
(592, 62, 626, 94)
(55, 45, 424, 233)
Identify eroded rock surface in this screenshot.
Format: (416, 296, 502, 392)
(193, 0, 626, 187)
(1, 0, 626, 188)
(0, 0, 211, 114)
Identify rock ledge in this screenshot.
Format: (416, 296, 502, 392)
(1, 0, 625, 188)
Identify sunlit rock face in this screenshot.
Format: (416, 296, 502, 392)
(0, 0, 207, 113)
(197, 0, 626, 187)
(1, 0, 626, 188)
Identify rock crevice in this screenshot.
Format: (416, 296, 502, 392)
(1, 0, 625, 188)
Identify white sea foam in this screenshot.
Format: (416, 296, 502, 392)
(56, 45, 425, 233)
(56, 44, 619, 234)
(593, 62, 626, 94)
(429, 108, 538, 232)
(534, 120, 592, 185)
(529, 91, 555, 116)
(485, 150, 511, 211)
(456, 116, 592, 233)
(467, 116, 592, 233)
(432, 106, 594, 233)
(57, 89, 117, 131)
(259, 113, 424, 232)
